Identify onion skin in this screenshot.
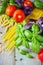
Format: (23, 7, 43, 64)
(24, 6, 33, 15)
(24, 23, 33, 30)
(37, 17, 43, 32)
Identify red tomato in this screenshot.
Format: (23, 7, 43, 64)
(6, 5, 16, 17)
(13, 10, 25, 22)
(24, 0, 33, 7)
(38, 48, 43, 62)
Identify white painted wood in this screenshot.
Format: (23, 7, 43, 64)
(15, 49, 41, 65)
(0, 50, 15, 65)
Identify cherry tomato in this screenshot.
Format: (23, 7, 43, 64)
(38, 48, 43, 62)
(24, 0, 33, 7)
(6, 5, 16, 17)
(13, 9, 25, 22)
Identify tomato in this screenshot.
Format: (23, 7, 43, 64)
(6, 5, 16, 17)
(24, 0, 33, 7)
(13, 9, 25, 22)
(38, 48, 43, 62)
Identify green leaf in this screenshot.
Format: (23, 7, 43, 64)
(24, 30, 32, 39)
(32, 23, 40, 34)
(23, 40, 29, 49)
(0, 6, 2, 13)
(0, 0, 9, 14)
(10, 18, 15, 23)
(21, 20, 27, 26)
(40, 43, 43, 47)
(17, 24, 30, 48)
(5, 14, 10, 20)
(10, 0, 19, 7)
(26, 53, 34, 58)
(15, 38, 22, 47)
(14, 34, 19, 41)
(32, 37, 40, 53)
(34, 0, 43, 9)
(19, 49, 27, 55)
(36, 35, 43, 42)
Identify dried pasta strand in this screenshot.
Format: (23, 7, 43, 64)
(3, 24, 16, 41)
(1, 41, 14, 52)
(26, 8, 43, 20)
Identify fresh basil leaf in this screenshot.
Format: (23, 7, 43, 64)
(15, 37, 22, 47)
(24, 30, 32, 39)
(36, 35, 43, 42)
(26, 53, 34, 58)
(14, 34, 19, 41)
(32, 23, 40, 33)
(32, 37, 40, 53)
(19, 49, 27, 55)
(23, 40, 29, 49)
(40, 43, 43, 47)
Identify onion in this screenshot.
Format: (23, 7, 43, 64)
(37, 17, 43, 31)
(24, 23, 33, 30)
(38, 24, 43, 31)
(37, 17, 43, 24)
(24, 18, 36, 30)
(24, 6, 33, 15)
(37, 24, 42, 34)
(15, 0, 24, 3)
